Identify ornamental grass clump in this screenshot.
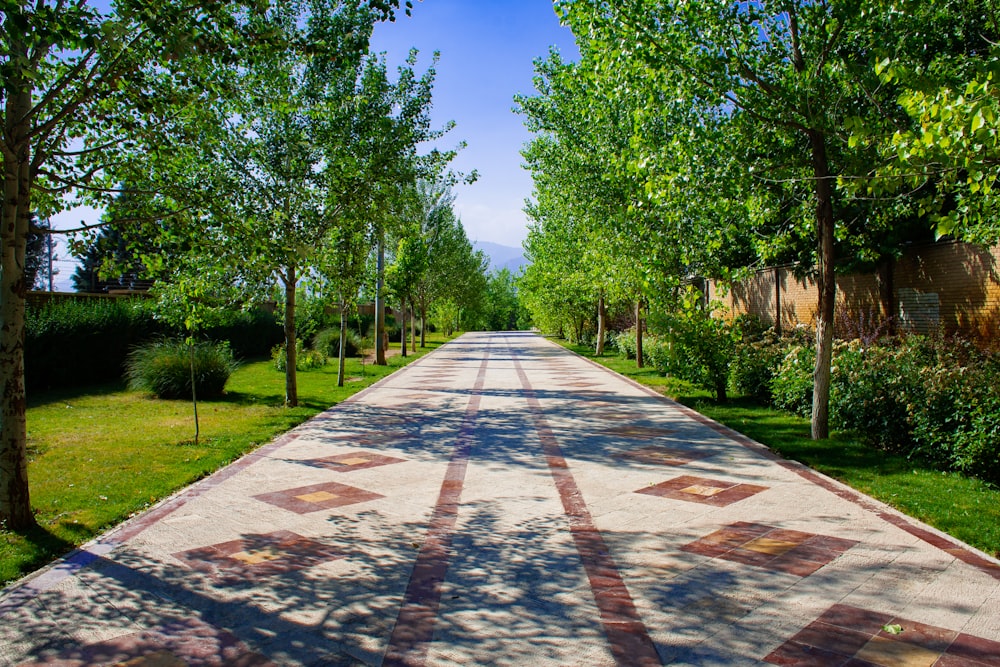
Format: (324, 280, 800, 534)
(271, 339, 326, 371)
(312, 327, 361, 358)
(127, 338, 237, 399)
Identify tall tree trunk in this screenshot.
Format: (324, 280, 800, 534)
(595, 290, 606, 355)
(375, 231, 386, 365)
(337, 302, 348, 388)
(0, 78, 37, 530)
(809, 130, 836, 440)
(400, 298, 407, 358)
(283, 265, 298, 407)
(420, 300, 427, 348)
(189, 341, 199, 445)
(410, 297, 417, 353)
(635, 298, 644, 369)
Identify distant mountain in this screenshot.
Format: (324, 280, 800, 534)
(473, 241, 529, 275)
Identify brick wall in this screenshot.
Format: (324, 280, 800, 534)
(710, 241, 1000, 339)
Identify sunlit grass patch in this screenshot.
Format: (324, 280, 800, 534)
(2, 336, 449, 586)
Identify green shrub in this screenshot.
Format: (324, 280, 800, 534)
(950, 379, 1000, 483)
(771, 344, 815, 417)
(830, 343, 921, 451)
(613, 328, 638, 360)
(383, 314, 401, 341)
(271, 339, 326, 371)
(908, 353, 1000, 483)
(652, 294, 738, 400)
(126, 338, 236, 399)
(25, 298, 282, 391)
(645, 335, 671, 375)
(313, 327, 361, 358)
(730, 333, 785, 403)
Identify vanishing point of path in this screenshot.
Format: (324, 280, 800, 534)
(2, 332, 999, 666)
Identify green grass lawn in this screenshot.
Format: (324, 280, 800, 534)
(558, 340, 1000, 559)
(2, 338, 447, 586)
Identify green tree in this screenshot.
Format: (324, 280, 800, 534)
(556, 0, 922, 438)
(144, 4, 446, 405)
(398, 179, 484, 346)
(0, 0, 257, 530)
(517, 52, 685, 362)
(859, 0, 1000, 243)
(481, 268, 521, 331)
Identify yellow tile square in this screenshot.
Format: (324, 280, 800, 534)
(230, 547, 283, 565)
(681, 484, 725, 497)
(855, 636, 941, 667)
(338, 457, 371, 466)
(296, 491, 339, 503)
(743, 537, 799, 556)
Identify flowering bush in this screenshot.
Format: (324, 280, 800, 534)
(830, 342, 922, 451)
(770, 344, 815, 417)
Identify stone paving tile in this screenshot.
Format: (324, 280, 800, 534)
(253, 481, 384, 514)
(635, 474, 769, 507)
(1, 332, 999, 666)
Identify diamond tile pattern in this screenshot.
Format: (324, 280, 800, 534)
(305, 451, 406, 473)
(174, 530, 344, 580)
(765, 603, 1000, 666)
(636, 474, 768, 507)
(253, 481, 383, 513)
(682, 522, 858, 576)
(616, 445, 711, 467)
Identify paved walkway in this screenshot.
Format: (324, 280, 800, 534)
(2, 332, 1000, 666)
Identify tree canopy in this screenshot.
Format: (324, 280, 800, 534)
(0, 0, 472, 530)
(520, 0, 1000, 439)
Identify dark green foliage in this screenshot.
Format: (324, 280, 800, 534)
(383, 314, 401, 341)
(731, 322, 815, 403)
(830, 343, 922, 451)
(126, 338, 237, 399)
(25, 298, 282, 391)
(26, 298, 166, 391)
(730, 337, 785, 402)
(313, 327, 361, 358)
(650, 299, 739, 401)
(765, 332, 1000, 485)
(904, 340, 1000, 483)
(70, 224, 149, 293)
(770, 345, 816, 417)
(202, 309, 284, 360)
(613, 328, 641, 361)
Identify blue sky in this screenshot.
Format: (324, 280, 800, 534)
(370, 0, 579, 249)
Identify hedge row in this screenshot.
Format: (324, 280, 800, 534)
(26, 299, 282, 391)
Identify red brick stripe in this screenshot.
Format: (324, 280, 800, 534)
(383, 345, 491, 666)
(511, 344, 662, 667)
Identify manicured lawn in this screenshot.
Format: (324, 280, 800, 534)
(558, 340, 1000, 559)
(2, 339, 446, 586)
